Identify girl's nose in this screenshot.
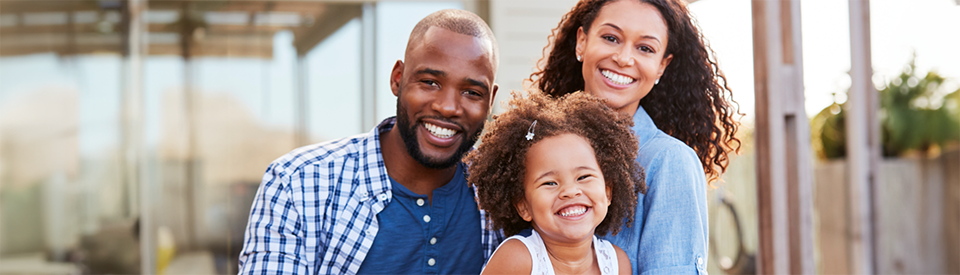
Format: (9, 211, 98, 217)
(559, 184, 583, 199)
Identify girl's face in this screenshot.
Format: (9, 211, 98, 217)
(515, 133, 611, 243)
(576, 0, 673, 117)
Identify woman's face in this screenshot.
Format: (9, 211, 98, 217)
(576, 0, 673, 116)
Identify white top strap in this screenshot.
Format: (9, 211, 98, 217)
(494, 230, 618, 275)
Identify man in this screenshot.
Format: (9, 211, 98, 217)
(237, 9, 501, 275)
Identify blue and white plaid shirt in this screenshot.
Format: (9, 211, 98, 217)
(238, 117, 504, 275)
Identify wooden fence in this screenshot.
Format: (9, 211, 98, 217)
(814, 149, 960, 274)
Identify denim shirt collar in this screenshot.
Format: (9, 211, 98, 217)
(632, 105, 658, 148)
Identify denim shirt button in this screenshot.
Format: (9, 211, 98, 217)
(696, 253, 706, 272)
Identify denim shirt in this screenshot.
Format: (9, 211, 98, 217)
(603, 106, 709, 275)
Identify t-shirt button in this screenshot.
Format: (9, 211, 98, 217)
(417, 198, 425, 206)
(430, 237, 437, 245)
(428, 258, 436, 266)
(423, 215, 431, 223)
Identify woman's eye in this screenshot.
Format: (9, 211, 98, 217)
(602, 35, 618, 43)
(638, 45, 655, 53)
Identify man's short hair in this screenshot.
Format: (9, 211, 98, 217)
(407, 9, 499, 69)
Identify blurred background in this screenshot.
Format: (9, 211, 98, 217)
(0, 0, 957, 274)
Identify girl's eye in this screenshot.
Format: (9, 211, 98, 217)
(541, 181, 558, 186)
(577, 175, 592, 181)
(602, 35, 618, 43)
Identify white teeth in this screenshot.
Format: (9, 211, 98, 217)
(558, 205, 587, 217)
(424, 122, 457, 138)
(601, 69, 636, 86)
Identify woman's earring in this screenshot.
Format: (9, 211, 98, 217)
(577, 54, 582, 62)
(655, 79, 660, 85)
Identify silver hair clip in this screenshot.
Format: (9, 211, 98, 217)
(525, 120, 538, 140)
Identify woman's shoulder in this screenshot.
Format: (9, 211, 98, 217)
(633, 129, 707, 194)
(636, 131, 702, 171)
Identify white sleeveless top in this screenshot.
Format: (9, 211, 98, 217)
(487, 230, 619, 275)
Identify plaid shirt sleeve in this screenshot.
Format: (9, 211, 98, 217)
(480, 208, 506, 260)
(237, 129, 380, 275)
(237, 160, 313, 275)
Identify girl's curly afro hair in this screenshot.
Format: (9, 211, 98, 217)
(465, 92, 645, 237)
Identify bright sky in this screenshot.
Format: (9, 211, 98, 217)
(689, 0, 960, 119)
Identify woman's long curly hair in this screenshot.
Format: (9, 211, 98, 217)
(465, 92, 644, 237)
(529, 0, 741, 184)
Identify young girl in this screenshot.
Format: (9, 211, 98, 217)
(466, 92, 645, 275)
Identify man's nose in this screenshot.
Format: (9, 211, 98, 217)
(431, 88, 463, 117)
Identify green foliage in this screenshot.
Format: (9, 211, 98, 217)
(811, 102, 846, 159)
(811, 57, 960, 159)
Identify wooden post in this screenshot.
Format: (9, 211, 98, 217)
(360, 2, 377, 131)
(124, 0, 152, 273)
(846, 0, 878, 273)
(179, 1, 199, 251)
(751, 0, 815, 274)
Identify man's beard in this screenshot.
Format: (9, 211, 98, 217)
(396, 103, 482, 169)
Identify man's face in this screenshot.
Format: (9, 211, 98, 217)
(390, 26, 498, 169)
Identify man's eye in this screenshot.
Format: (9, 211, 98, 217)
(422, 80, 438, 87)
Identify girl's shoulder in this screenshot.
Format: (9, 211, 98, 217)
(613, 244, 631, 275)
(481, 239, 532, 275)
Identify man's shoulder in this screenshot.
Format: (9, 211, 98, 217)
(270, 132, 378, 174)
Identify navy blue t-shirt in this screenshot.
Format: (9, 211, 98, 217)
(357, 163, 484, 274)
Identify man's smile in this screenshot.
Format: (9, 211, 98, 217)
(424, 122, 459, 138)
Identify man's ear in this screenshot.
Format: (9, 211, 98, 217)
(487, 83, 499, 109)
(390, 60, 404, 96)
(515, 199, 533, 222)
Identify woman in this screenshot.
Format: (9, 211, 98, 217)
(530, 0, 741, 274)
